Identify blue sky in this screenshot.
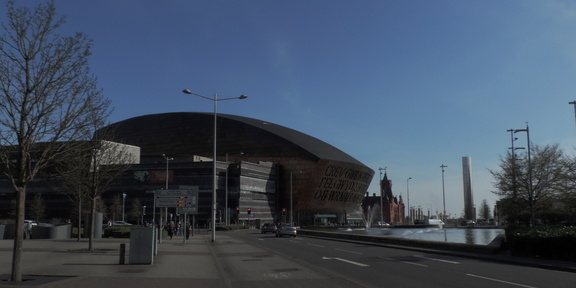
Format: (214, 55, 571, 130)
(6, 0, 576, 218)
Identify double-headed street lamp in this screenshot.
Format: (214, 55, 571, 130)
(440, 165, 447, 223)
(513, 124, 534, 226)
(158, 154, 173, 237)
(162, 154, 174, 190)
(122, 192, 127, 222)
(406, 177, 412, 224)
(182, 89, 247, 242)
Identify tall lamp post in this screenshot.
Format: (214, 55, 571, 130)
(440, 165, 447, 223)
(378, 167, 386, 225)
(506, 130, 524, 200)
(122, 192, 126, 222)
(162, 154, 174, 190)
(513, 124, 534, 226)
(406, 177, 412, 224)
(182, 89, 247, 242)
(569, 101, 576, 131)
(161, 154, 173, 227)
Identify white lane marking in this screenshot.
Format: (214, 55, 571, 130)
(467, 274, 538, 288)
(335, 248, 363, 255)
(414, 255, 460, 264)
(307, 243, 324, 248)
(322, 257, 369, 267)
(379, 256, 428, 267)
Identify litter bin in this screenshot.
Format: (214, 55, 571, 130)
(129, 227, 155, 264)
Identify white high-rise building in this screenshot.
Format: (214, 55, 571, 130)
(462, 157, 474, 221)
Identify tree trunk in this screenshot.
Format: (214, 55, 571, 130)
(89, 196, 95, 251)
(10, 187, 26, 282)
(77, 198, 82, 242)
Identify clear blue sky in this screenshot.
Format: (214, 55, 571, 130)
(7, 0, 576, 218)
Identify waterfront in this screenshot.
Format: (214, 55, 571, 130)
(337, 227, 504, 245)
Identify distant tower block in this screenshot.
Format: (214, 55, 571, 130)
(462, 157, 474, 221)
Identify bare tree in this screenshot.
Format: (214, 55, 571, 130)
(54, 136, 137, 250)
(129, 197, 143, 225)
(28, 193, 45, 223)
(478, 199, 491, 221)
(0, 1, 111, 281)
(489, 143, 571, 226)
(109, 194, 123, 223)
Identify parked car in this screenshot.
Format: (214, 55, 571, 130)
(260, 223, 277, 234)
(112, 221, 132, 226)
(24, 220, 37, 227)
(275, 223, 297, 237)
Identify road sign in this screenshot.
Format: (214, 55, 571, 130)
(156, 196, 195, 207)
(155, 189, 198, 212)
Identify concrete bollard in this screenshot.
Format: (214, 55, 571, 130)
(119, 243, 126, 264)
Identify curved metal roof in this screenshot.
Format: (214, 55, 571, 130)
(105, 112, 365, 166)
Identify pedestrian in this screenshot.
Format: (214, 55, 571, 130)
(167, 221, 175, 240)
(185, 221, 191, 239)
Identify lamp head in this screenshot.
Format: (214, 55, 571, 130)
(239, 95, 248, 99)
(182, 89, 192, 94)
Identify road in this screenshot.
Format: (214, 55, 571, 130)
(217, 229, 576, 288)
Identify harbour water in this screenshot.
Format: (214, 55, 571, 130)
(337, 227, 504, 246)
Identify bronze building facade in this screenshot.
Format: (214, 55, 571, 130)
(103, 112, 374, 226)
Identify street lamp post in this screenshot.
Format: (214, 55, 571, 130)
(378, 167, 386, 225)
(162, 154, 174, 190)
(160, 154, 173, 230)
(569, 101, 576, 132)
(122, 192, 126, 222)
(225, 153, 229, 226)
(440, 165, 447, 223)
(290, 171, 293, 225)
(142, 206, 146, 226)
(507, 130, 525, 200)
(182, 89, 247, 242)
(514, 124, 534, 226)
(406, 177, 412, 224)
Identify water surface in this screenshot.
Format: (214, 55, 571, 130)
(337, 227, 504, 245)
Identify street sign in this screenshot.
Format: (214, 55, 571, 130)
(155, 188, 198, 213)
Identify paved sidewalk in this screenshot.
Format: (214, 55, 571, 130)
(0, 232, 224, 288)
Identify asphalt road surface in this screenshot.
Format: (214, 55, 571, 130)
(221, 229, 576, 288)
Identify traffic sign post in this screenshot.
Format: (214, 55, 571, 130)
(154, 188, 198, 243)
(155, 189, 198, 213)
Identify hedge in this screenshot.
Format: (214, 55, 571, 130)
(506, 225, 576, 260)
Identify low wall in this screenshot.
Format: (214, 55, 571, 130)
(1, 224, 71, 240)
(298, 229, 505, 254)
(33, 224, 71, 239)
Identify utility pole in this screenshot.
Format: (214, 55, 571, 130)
(440, 165, 447, 223)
